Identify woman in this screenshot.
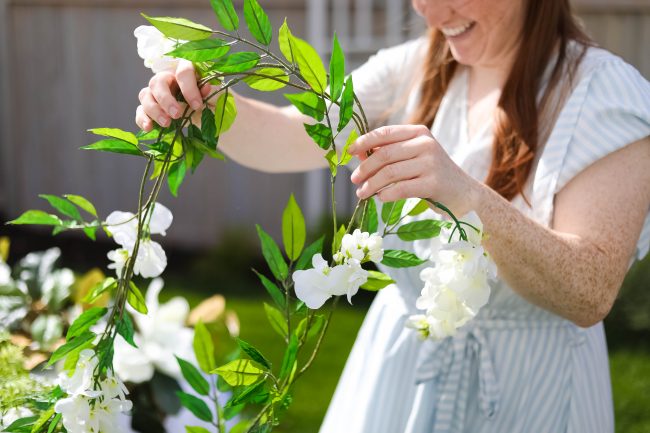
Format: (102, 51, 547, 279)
(135, 0, 650, 431)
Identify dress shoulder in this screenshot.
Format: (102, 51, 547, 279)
(531, 46, 650, 260)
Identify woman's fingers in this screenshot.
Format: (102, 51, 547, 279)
(135, 105, 153, 132)
(148, 72, 182, 119)
(140, 89, 172, 128)
(350, 135, 429, 184)
(176, 60, 203, 111)
(348, 124, 432, 155)
(356, 158, 424, 199)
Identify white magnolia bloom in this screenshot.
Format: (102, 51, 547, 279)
(339, 229, 384, 264)
(105, 203, 172, 278)
(134, 25, 183, 73)
(113, 278, 195, 383)
(55, 350, 132, 433)
(293, 254, 369, 309)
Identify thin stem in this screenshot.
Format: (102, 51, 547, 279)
(211, 375, 225, 433)
(425, 199, 467, 241)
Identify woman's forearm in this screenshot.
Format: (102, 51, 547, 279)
(217, 94, 328, 173)
(473, 185, 621, 326)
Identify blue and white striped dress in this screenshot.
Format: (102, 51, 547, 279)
(319, 38, 650, 433)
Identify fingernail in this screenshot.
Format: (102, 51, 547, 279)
(348, 144, 356, 153)
(169, 106, 179, 118)
(191, 100, 202, 110)
(158, 116, 169, 126)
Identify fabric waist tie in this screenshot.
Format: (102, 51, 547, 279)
(414, 317, 576, 433)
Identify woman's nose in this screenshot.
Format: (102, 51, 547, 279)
(413, 0, 455, 28)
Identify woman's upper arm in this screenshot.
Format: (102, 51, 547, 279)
(552, 136, 650, 281)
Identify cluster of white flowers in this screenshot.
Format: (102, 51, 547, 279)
(406, 212, 496, 340)
(133, 26, 183, 74)
(293, 230, 383, 309)
(54, 350, 132, 433)
(113, 278, 195, 383)
(106, 202, 172, 279)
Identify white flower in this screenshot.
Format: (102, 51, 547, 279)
(408, 212, 497, 341)
(55, 350, 132, 433)
(107, 248, 129, 278)
(105, 202, 172, 278)
(0, 260, 11, 286)
(0, 407, 34, 430)
(133, 240, 167, 279)
(134, 25, 183, 73)
(113, 278, 195, 383)
(292, 254, 369, 309)
(58, 349, 101, 397)
(339, 229, 384, 264)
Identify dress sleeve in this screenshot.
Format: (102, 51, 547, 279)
(532, 55, 650, 260)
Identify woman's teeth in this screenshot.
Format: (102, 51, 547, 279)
(441, 22, 474, 37)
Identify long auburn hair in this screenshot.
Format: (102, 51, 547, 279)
(410, 0, 593, 201)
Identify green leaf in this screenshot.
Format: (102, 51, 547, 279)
(282, 194, 306, 261)
(360, 270, 395, 291)
(237, 338, 271, 370)
(227, 381, 268, 407)
(214, 92, 237, 135)
(193, 321, 216, 374)
(209, 0, 239, 31)
(263, 302, 288, 339)
(177, 356, 211, 396)
(66, 307, 107, 339)
(39, 194, 83, 222)
(177, 391, 213, 422)
(362, 198, 378, 234)
(200, 108, 217, 148)
(252, 269, 286, 309)
(279, 334, 298, 382)
(325, 149, 338, 177)
(142, 14, 213, 41)
(213, 359, 265, 386)
(244, 67, 289, 92)
(167, 39, 230, 61)
(168, 159, 187, 197)
(212, 52, 260, 73)
(3, 416, 38, 432)
(188, 137, 225, 160)
(329, 33, 345, 102)
(81, 138, 142, 156)
(64, 194, 97, 217)
(294, 314, 324, 342)
(292, 36, 327, 92)
(408, 199, 429, 216)
(381, 199, 406, 226)
(337, 76, 354, 131)
(186, 427, 211, 433)
(256, 225, 289, 281)
(87, 127, 138, 145)
(127, 281, 148, 314)
(47, 331, 96, 366)
(340, 129, 358, 166)
(332, 224, 346, 256)
(84, 277, 117, 303)
(278, 19, 297, 63)
(295, 236, 324, 270)
(7, 210, 61, 226)
(83, 226, 98, 241)
(30, 405, 54, 433)
(397, 219, 445, 241)
(284, 92, 326, 121)
(381, 249, 427, 268)
(46, 413, 61, 433)
(116, 313, 137, 347)
(243, 0, 272, 46)
(304, 123, 333, 150)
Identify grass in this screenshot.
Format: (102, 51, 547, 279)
(163, 290, 650, 433)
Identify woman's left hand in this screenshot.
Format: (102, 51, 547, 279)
(348, 124, 481, 215)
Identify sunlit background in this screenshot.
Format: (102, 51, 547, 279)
(0, 0, 648, 432)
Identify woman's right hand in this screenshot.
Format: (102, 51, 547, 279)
(135, 59, 216, 132)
